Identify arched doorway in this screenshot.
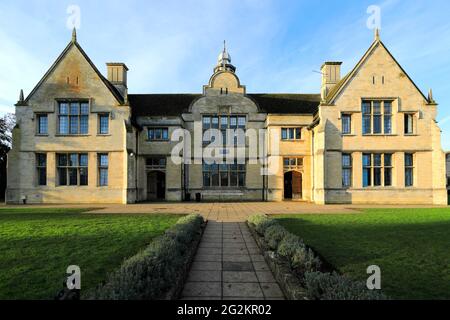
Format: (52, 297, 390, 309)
(147, 171, 166, 201)
(284, 171, 302, 200)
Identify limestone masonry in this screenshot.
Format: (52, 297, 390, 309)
(5, 30, 447, 204)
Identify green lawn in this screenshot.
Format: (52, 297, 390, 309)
(275, 208, 450, 300)
(0, 208, 180, 300)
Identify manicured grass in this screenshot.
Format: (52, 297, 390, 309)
(0, 208, 180, 300)
(275, 208, 450, 300)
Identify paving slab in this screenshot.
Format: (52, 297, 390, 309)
(181, 221, 285, 300)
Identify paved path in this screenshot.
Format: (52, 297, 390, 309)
(181, 221, 284, 300)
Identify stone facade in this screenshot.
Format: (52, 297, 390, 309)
(5, 31, 448, 205)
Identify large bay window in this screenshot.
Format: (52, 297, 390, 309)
(203, 159, 246, 188)
(58, 101, 89, 135)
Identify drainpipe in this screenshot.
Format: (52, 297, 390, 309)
(311, 130, 315, 202)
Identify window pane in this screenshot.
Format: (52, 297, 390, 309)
(211, 117, 219, 129)
(342, 115, 351, 134)
(289, 128, 294, 139)
(384, 115, 392, 134)
(38, 115, 48, 134)
(374, 168, 382, 186)
(99, 154, 108, 167)
(384, 154, 392, 167)
(295, 128, 301, 139)
(202, 116, 210, 129)
(80, 116, 88, 134)
(59, 116, 69, 134)
(203, 173, 210, 187)
(99, 168, 108, 186)
(281, 128, 287, 140)
(80, 103, 89, 115)
(363, 115, 371, 134)
(99, 115, 109, 134)
(384, 101, 392, 114)
(162, 128, 169, 140)
(69, 168, 78, 185)
(342, 168, 351, 187)
(79, 154, 88, 167)
(70, 117, 79, 134)
(58, 168, 67, 185)
(374, 154, 382, 166)
(38, 168, 47, 186)
(221, 117, 228, 129)
(405, 153, 413, 167)
(211, 172, 219, 186)
(79, 168, 88, 186)
(220, 172, 228, 187)
(238, 116, 246, 128)
(37, 154, 47, 167)
(230, 172, 238, 186)
(238, 172, 245, 186)
(362, 101, 371, 114)
(69, 154, 78, 166)
(58, 154, 67, 166)
(148, 129, 154, 140)
(155, 129, 162, 139)
(405, 168, 413, 187)
(373, 101, 381, 114)
(363, 168, 371, 187)
(363, 154, 371, 166)
(70, 103, 79, 115)
(385, 168, 392, 186)
(230, 117, 237, 128)
(342, 154, 351, 167)
(59, 103, 69, 114)
(373, 115, 382, 134)
(405, 114, 413, 134)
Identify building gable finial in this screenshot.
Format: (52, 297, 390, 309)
(72, 27, 77, 43)
(374, 28, 380, 41)
(428, 88, 435, 103)
(18, 89, 24, 103)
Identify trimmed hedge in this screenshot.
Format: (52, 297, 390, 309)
(85, 214, 204, 300)
(248, 214, 386, 300)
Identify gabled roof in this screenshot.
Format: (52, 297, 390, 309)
(128, 93, 320, 118)
(325, 39, 430, 104)
(24, 39, 124, 105)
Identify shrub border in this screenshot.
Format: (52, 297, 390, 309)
(81, 214, 205, 300)
(247, 220, 308, 300)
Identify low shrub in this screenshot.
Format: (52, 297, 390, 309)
(277, 233, 305, 258)
(291, 247, 322, 276)
(264, 224, 289, 250)
(85, 214, 203, 300)
(304, 271, 386, 300)
(248, 214, 277, 236)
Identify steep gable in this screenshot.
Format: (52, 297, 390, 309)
(24, 38, 124, 105)
(326, 39, 430, 105)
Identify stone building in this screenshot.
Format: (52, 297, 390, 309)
(5, 30, 447, 204)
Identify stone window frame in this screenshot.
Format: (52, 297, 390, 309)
(98, 153, 109, 187)
(341, 113, 352, 135)
(36, 153, 47, 186)
(342, 153, 352, 188)
(36, 113, 49, 136)
(404, 113, 415, 135)
(56, 153, 89, 186)
(98, 113, 110, 135)
(405, 153, 414, 187)
(57, 100, 90, 135)
(363, 153, 394, 188)
(362, 100, 393, 135)
(202, 158, 246, 188)
(281, 127, 302, 141)
(147, 127, 169, 141)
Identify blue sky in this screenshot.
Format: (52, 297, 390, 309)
(0, 0, 449, 149)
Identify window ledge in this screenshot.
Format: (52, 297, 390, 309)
(280, 139, 304, 142)
(35, 134, 49, 137)
(341, 134, 356, 137)
(362, 134, 398, 137)
(147, 139, 170, 142)
(55, 134, 91, 137)
(404, 133, 418, 136)
(97, 134, 111, 137)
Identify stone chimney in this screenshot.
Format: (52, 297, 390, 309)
(321, 62, 342, 101)
(106, 63, 129, 98)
